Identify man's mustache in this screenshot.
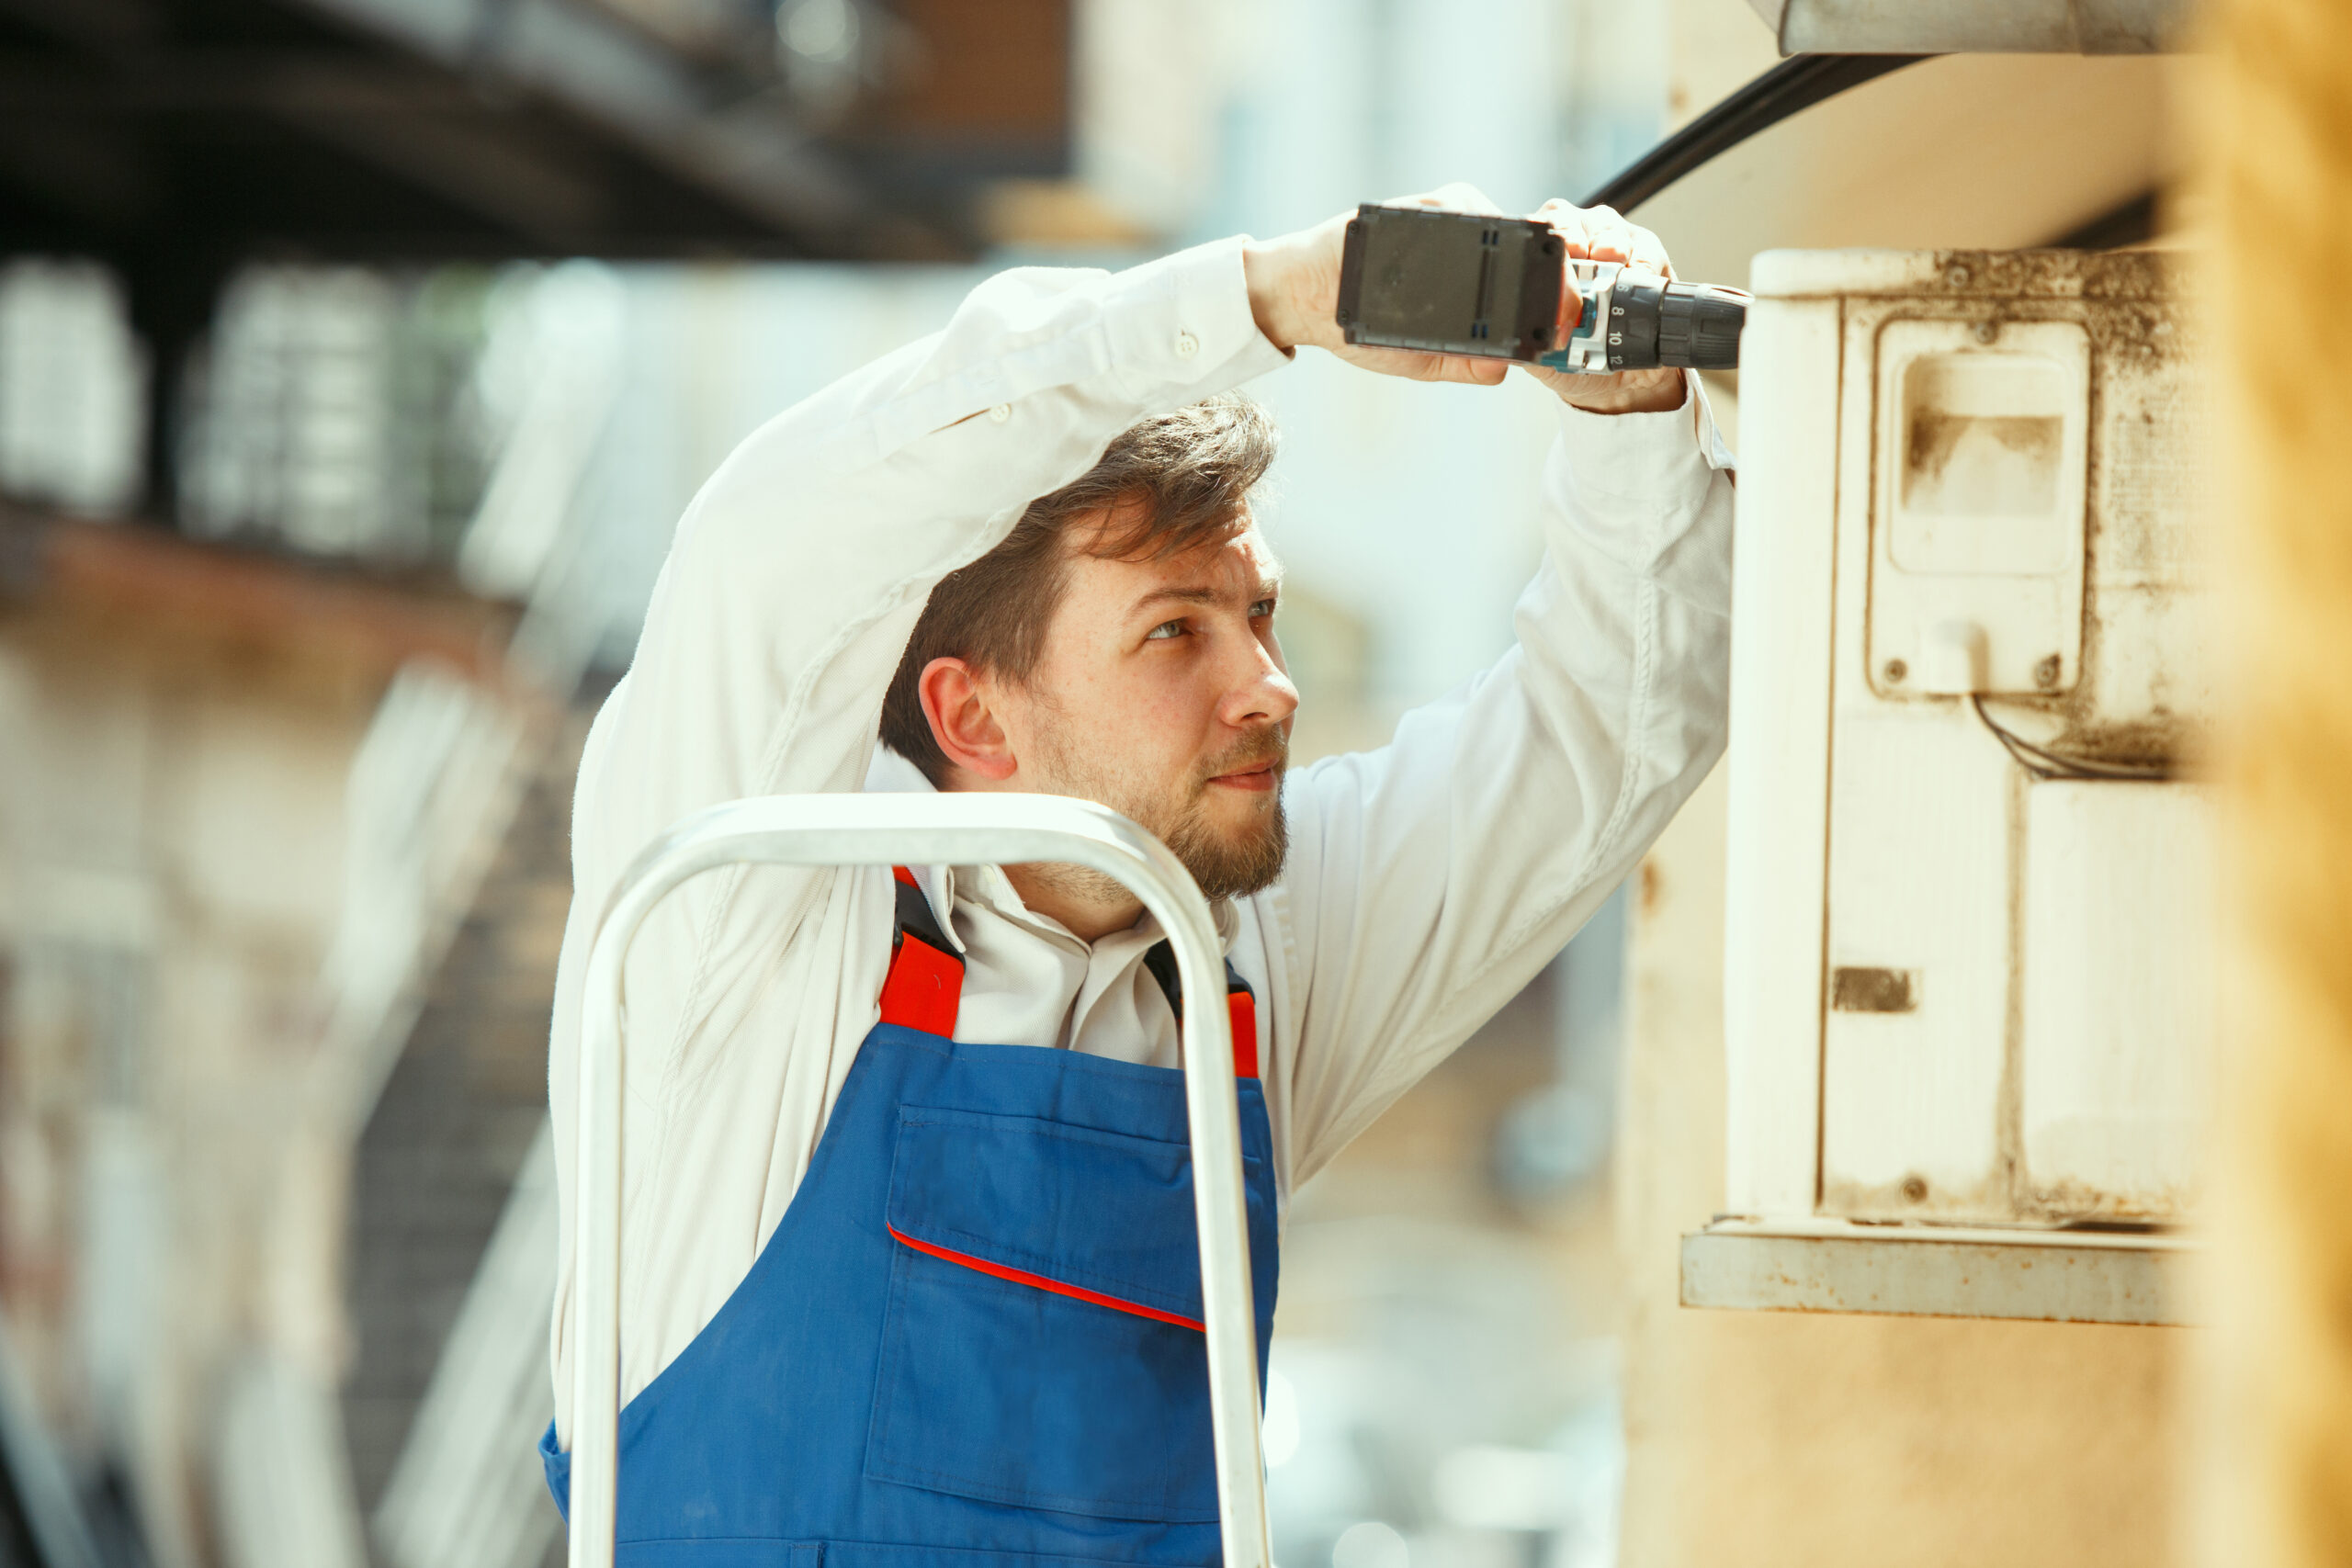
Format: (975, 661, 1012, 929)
(1198, 728, 1288, 784)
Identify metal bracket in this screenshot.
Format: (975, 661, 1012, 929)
(1746, 0, 2187, 55)
(1681, 1219, 2195, 1325)
(567, 793, 1271, 1568)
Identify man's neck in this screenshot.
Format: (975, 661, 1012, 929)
(937, 768, 1151, 942)
(1001, 861, 1145, 943)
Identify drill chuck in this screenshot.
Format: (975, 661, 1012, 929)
(1551, 264, 1747, 376)
(1651, 278, 1747, 370)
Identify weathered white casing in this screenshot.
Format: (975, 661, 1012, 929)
(1719, 250, 2211, 1268)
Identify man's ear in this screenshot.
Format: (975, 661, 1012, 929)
(918, 657, 1018, 783)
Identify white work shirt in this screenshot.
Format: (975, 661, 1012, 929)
(546, 236, 1736, 1440)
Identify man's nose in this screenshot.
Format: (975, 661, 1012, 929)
(1220, 635, 1299, 728)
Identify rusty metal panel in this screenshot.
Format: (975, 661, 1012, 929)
(1679, 1223, 2194, 1325)
(2019, 782, 2213, 1216)
(1870, 318, 2092, 696)
(1819, 706, 2015, 1218)
(1798, 250, 2211, 1229)
(1722, 292, 1845, 1220)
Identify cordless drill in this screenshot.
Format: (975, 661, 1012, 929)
(1333, 202, 1747, 373)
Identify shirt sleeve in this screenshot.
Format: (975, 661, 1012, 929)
(1268, 373, 1736, 1186)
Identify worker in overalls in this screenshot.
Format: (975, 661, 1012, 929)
(538, 187, 1733, 1564)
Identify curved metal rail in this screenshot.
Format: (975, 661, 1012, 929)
(567, 792, 1269, 1568)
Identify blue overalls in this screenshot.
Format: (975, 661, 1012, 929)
(543, 868, 1282, 1566)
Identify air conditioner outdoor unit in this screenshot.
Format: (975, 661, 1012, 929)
(1685, 248, 2211, 1326)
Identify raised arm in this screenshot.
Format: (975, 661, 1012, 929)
(1240, 193, 1736, 1182)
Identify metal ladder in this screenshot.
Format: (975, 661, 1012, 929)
(567, 792, 1272, 1568)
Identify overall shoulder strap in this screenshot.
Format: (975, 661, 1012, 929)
(878, 874, 1256, 1076)
(1141, 941, 1260, 1080)
(877, 867, 965, 1036)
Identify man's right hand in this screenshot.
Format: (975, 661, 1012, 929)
(1243, 183, 1515, 388)
(1242, 184, 1687, 415)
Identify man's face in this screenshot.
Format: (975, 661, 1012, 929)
(990, 514, 1298, 903)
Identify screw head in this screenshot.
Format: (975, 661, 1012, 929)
(2034, 654, 2062, 689)
(1973, 320, 1998, 344)
(1883, 658, 1908, 684)
(1901, 1174, 1929, 1203)
(1945, 263, 1971, 288)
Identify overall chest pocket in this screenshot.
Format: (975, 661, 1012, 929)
(865, 1106, 1266, 1524)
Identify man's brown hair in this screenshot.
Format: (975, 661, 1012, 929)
(878, 393, 1279, 784)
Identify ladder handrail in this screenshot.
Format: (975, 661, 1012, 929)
(567, 792, 1270, 1568)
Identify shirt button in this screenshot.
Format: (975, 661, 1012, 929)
(1174, 330, 1199, 358)
(988, 402, 1012, 423)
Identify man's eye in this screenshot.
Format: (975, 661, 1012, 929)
(1145, 620, 1185, 641)
(1250, 598, 1276, 618)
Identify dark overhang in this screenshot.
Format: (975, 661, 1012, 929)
(0, 0, 1072, 266)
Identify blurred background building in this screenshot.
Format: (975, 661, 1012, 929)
(0, 3, 2211, 1568)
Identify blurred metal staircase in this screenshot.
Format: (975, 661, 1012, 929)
(342, 702, 598, 1568)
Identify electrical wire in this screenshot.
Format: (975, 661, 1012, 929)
(1970, 694, 2177, 783)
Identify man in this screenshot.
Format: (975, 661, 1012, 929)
(541, 186, 1733, 1563)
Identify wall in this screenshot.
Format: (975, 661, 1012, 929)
(1613, 765, 2186, 1567)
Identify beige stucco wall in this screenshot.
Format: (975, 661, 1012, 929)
(1614, 766, 2187, 1568)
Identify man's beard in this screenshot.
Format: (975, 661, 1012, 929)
(1024, 724, 1290, 907)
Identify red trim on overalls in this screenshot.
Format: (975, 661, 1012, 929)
(885, 1225, 1207, 1332)
(1225, 989, 1258, 1078)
